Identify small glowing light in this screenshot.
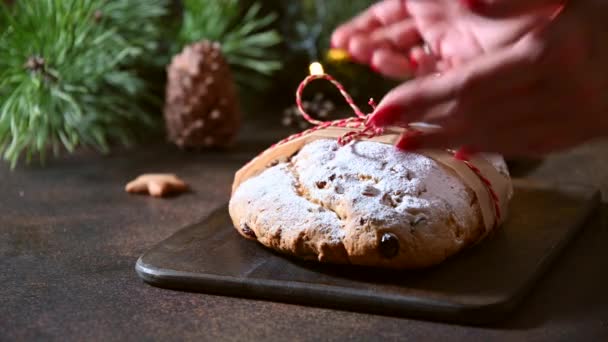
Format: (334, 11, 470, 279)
(309, 62, 324, 76)
(326, 48, 350, 62)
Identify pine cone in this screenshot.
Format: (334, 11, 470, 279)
(164, 40, 240, 148)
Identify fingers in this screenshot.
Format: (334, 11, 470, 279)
(331, 0, 409, 49)
(370, 49, 413, 79)
(394, 88, 569, 156)
(461, 0, 564, 18)
(409, 46, 438, 76)
(368, 0, 410, 26)
(370, 21, 420, 51)
(369, 45, 437, 80)
(331, 11, 381, 49)
(396, 119, 556, 157)
(337, 20, 420, 66)
(370, 39, 545, 127)
(331, 0, 419, 67)
(389, 60, 589, 157)
(347, 34, 393, 64)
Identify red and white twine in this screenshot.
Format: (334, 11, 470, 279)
(460, 159, 502, 226)
(259, 73, 500, 227)
(268, 74, 384, 149)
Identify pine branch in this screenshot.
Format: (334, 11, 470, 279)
(177, 0, 282, 88)
(0, 0, 168, 167)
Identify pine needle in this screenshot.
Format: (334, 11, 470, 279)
(0, 0, 168, 167)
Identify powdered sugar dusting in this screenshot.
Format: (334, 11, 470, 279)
(231, 139, 491, 244)
(229, 139, 512, 267)
(230, 163, 344, 243)
(293, 139, 475, 231)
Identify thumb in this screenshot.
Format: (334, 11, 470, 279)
(461, 0, 564, 17)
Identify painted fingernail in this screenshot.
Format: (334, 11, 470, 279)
(370, 104, 405, 127)
(350, 53, 369, 64)
(409, 55, 419, 71)
(370, 61, 381, 74)
(460, 0, 483, 10)
(454, 146, 477, 161)
(347, 38, 372, 64)
(396, 135, 421, 151)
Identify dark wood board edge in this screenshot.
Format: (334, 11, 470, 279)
(135, 182, 601, 325)
(136, 259, 494, 325)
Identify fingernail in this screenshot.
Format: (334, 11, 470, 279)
(370, 104, 405, 127)
(459, 0, 483, 11)
(409, 55, 419, 71)
(350, 53, 369, 64)
(370, 61, 381, 74)
(454, 146, 477, 160)
(396, 135, 421, 151)
(347, 43, 370, 64)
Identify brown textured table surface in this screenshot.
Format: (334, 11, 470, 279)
(2, 131, 608, 341)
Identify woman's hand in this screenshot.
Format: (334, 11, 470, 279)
(334, 0, 608, 156)
(331, 0, 552, 78)
(331, 0, 421, 77)
(371, 0, 608, 156)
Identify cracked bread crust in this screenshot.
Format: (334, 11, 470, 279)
(229, 139, 506, 269)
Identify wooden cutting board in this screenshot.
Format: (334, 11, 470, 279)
(136, 180, 599, 324)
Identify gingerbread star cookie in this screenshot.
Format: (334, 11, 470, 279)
(125, 173, 189, 198)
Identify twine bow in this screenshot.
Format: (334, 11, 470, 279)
(290, 74, 384, 146)
(265, 74, 384, 151)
